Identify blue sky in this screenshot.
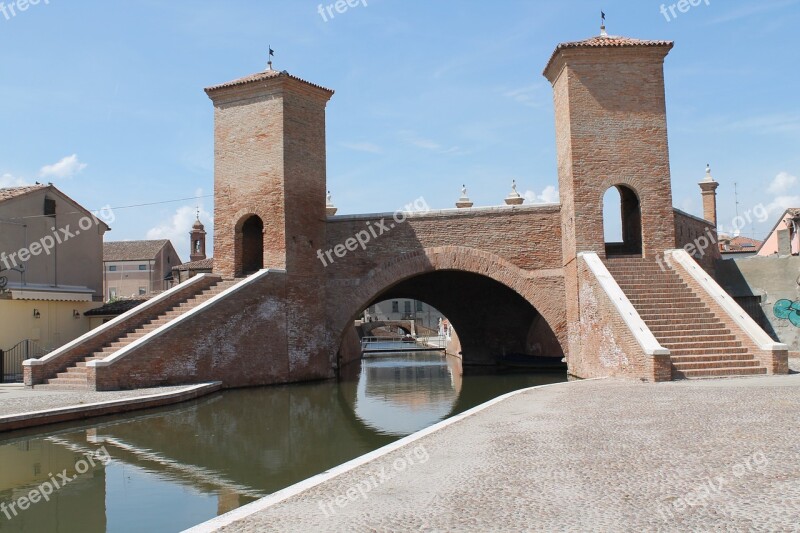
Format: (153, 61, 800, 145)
(1, 0, 798, 261)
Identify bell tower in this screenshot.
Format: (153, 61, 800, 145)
(189, 211, 207, 262)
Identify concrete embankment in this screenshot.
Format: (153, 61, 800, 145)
(188, 363, 800, 532)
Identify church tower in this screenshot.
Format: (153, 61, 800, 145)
(189, 211, 207, 262)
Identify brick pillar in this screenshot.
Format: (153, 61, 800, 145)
(699, 165, 719, 228)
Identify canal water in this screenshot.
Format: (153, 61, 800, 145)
(0, 352, 566, 532)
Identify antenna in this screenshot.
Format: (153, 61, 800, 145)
(734, 181, 741, 237)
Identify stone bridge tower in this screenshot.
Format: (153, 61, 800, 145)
(205, 68, 334, 279)
(544, 32, 677, 262)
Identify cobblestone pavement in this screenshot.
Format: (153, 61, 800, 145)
(214, 368, 800, 532)
(0, 384, 194, 417)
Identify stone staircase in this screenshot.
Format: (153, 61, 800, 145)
(41, 278, 239, 390)
(605, 257, 766, 379)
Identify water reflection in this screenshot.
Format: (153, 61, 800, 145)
(352, 352, 461, 436)
(0, 352, 565, 533)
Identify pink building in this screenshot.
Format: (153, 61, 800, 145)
(758, 208, 800, 256)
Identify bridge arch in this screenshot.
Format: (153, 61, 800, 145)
(333, 246, 566, 366)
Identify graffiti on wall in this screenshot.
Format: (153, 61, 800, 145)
(774, 299, 800, 328)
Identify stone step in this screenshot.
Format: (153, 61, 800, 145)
(36, 382, 90, 390)
(65, 366, 90, 375)
(669, 346, 750, 356)
(56, 371, 88, 380)
(670, 353, 756, 363)
(674, 366, 767, 379)
(643, 316, 721, 327)
(672, 359, 761, 371)
(654, 333, 738, 344)
(660, 339, 742, 349)
(46, 377, 90, 386)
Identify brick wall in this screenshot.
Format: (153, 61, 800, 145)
(673, 208, 721, 273)
(570, 258, 671, 381)
(91, 272, 300, 390)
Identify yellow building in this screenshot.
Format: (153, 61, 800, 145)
(0, 185, 109, 380)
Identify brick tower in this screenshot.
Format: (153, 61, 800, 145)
(544, 30, 677, 261)
(205, 66, 335, 380)
(699, 164, 719, 228)
(205, 68, 334, 278)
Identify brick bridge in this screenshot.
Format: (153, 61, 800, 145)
(26, 31, 789, 390)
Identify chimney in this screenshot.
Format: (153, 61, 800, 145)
(699, 164, 719, 227)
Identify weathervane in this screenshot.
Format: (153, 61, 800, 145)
(267, 45, 275, 70)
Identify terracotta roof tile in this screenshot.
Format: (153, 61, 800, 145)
(205, 69, 334, 95)
(173, 258, 214, 271)
(0, 185, 47, 203)
(719, 235, 763, 253)
(544, 34, 674, 77)
(104, 240, 171, 261)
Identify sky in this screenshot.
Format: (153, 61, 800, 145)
(1, 0, 798, 261)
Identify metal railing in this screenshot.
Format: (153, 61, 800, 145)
(360, 335, 446, 353)
(1, 339, 49, 383)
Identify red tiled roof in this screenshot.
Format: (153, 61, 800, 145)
(0, 185, 47, 203)
(719, 235, 763, 253)
(104, 240, 171, 261)
(544, 34, 674, 77)
(172, 258, 214, 271)
(205, 69, 334, 95)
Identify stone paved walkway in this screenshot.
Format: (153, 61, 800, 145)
(0, 384, 194, 417)
(207, 366, 800, 532)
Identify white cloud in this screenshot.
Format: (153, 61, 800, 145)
(0, 173, 29, 187)
(524, 185, 559, 204)
(767, 195, 800, 215)
(768, 171, 797, 194)
(341, 141, 383, 154)
(146, 190, 213, 263)
(398, 130, 465, 155)
(39, 154, 87, 180)
(504, 84, 548, 109)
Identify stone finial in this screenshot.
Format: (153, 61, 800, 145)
(702, 164, 717, 184)
(504, 180, 524, 206)
(456, 184, 473, 209)
(326, 190, 338, 216)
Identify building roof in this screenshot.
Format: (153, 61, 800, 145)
(719, 235, 763, 253)
(756, 207, 800, 253)
(0, 184, 48, 203)
(84, 298, 148, 317)
(104, 240, 172, 262)
(0, 184, 111, 232)
(172, 257, 214, 271)
(544, 33, 674, 78)
(205, 68, 334, 96)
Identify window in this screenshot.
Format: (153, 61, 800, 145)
(416, 300, 423, 312)
(404, 301, 411, 314)
(138, 287, 146, 296)
(138, 264, 147, 271)
(44, 198, 56, 217)
(108, 265, 117, 272)
(391, 301, 399, 313)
